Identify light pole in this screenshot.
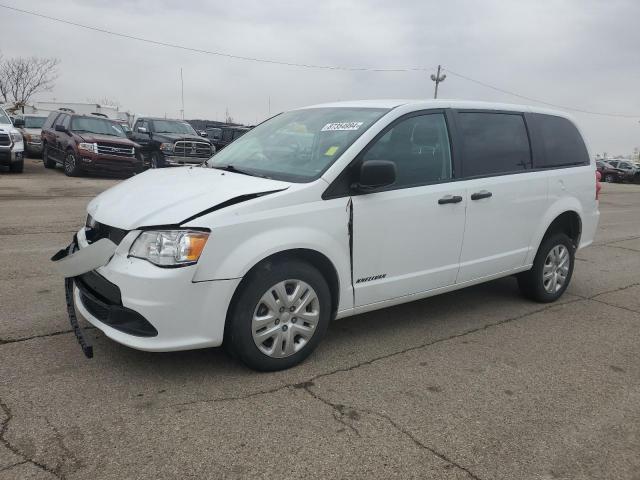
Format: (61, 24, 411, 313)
(430, 65, 446, 99)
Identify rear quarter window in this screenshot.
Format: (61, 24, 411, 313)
(532, 114, 589, 168)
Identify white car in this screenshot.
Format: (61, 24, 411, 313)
(0, 106, 25, 172)
(53, 100, 600, 370)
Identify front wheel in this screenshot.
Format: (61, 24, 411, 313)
(518, 233, 575, 303)
(63, 151, 81, 177)
(226, 259, 331, 371)
(603, 173, 616, 183)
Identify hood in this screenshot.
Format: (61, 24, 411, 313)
(152, 132, 210, 143)
(75, 132, 136, 145)
(21, 127, 42, 136)
(88, 166, 290, 230)
(0, 124, 17, 134)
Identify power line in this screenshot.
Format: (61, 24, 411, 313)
(443, 67, 640, 118)
(2, 3, 639, 118)
(0, 3, 431, 73)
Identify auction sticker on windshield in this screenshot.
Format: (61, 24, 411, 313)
(321, 122, 363, 131)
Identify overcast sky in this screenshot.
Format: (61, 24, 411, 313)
(2, 0, 639, 155)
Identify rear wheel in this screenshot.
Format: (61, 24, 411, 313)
(518, 233, 575, 303)
(226, 259, 331, 371)
(63, 150, 81, 177)
(43, 144, 56, 169)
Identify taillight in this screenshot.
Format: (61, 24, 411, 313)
(595, 170, 602, 200)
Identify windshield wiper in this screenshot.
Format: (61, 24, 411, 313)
(213, 164, 266, 178)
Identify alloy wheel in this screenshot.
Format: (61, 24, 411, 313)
(65, 153, 76, 174)
(542, 245, 570, 293)
(251, 279, 320, 358)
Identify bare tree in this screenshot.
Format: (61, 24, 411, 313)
(0, 53, 7, 103)
(0, 56, 60, 106)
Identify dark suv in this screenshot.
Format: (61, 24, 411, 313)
(205, 125, 250, 151)
(130, 117, 214, 168)
(42, 111, 142, 176)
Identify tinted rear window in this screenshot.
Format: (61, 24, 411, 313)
(533, 114, 589, 167)
(457, 112, 531, 177)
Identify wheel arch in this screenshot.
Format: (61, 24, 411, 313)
(227, 248, 341, 320)
(527, 204, 583, 265)
(222, 248, 342, 346)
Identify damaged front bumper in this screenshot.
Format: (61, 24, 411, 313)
(52, 236, 112, 358)
(51, 234, 158, 358)
(52, 227, 241, 358)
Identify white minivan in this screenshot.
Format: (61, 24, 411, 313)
(53, 100, 599, 370)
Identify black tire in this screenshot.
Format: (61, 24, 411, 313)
(63, 150, 81, 177)
(603, 174, 615, 183)
(43, 144, 56, 169)
(9, 159, 24, 173)
(226, 259, 332, 371)
(150, 151, 165, 169)
(518, 232, 575, 303)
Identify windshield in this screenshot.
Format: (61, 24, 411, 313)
(0, 109, 10, 124)
(208, 107, 388, 182)
(24, 116, 46, 129)
(153, 120, 196, 135)
(71, 117, 126, 137)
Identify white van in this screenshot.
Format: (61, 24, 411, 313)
(53, 100, 600, 370)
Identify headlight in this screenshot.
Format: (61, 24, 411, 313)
(10, 131, 22, 143)
(78, 142, 98, 153)
(129, 230, 209, 267)
(159, 143, 174, 152)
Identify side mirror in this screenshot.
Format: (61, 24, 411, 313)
(55, 124, 67, 133)
(13, 118, 25, 128)
(353, 160, 396, 192)
(137, 127, 148, 134)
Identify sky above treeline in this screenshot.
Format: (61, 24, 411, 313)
(3, 0, 639, 156)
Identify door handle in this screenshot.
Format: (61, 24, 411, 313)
(438, 195, 463, 205)
(470, 190, 492, 200)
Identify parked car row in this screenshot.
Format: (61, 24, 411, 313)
(5, 107, 255, 176)
(596, 159, 640, 183)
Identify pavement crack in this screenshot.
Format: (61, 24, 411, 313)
(300, 385, 361, 437)
(0, 327, 96, 347)
(0, 460, 27, 472)
(307, 298, 583, 385)
(588, 282, 640, 299)
(588, 297, 640, 315)
(169, 299, 583, 410)
(301, 384, 482, 479)
(366, 408, 483, 479)
(44, 416, 83, 477)
(0, 398, 65, 479)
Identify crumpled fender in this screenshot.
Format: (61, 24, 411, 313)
(51, 237, 117, 278)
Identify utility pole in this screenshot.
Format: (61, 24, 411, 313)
(180, 68, 185, 120)
(430, 65, 446, 99)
